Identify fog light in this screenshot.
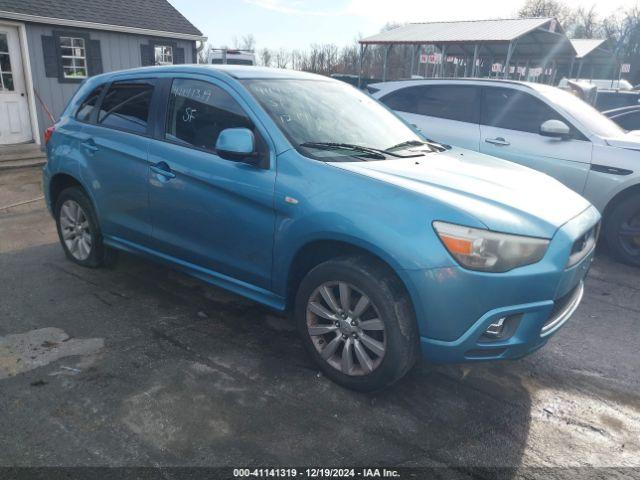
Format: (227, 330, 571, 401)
(484, 317, 507, 338)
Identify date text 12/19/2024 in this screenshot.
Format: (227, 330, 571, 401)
(233, 468, 401, 478)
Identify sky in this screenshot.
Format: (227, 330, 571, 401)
(170, 0, 639, 50)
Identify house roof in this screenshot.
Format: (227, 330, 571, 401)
(570, 39, 610, 59)
(359, 18, 562, 44)
(0, 0, 204, 40)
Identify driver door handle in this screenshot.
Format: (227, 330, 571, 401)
(150, 162, 176, 179)
(485, 137, 510, 146)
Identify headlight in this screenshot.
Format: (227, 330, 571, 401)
(433, 221, 550, 272)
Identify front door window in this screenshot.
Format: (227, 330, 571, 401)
(0, 34, 14, 91)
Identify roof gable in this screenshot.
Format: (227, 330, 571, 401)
(570, 39, 610, 58)
(360, 17, 561, 44)
(0, 0, 202, 38)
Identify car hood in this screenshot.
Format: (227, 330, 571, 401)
(330, 147, 591, 238)
(604, 130, 640, 150)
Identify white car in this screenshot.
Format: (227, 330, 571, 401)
(370, 79, 640, 267)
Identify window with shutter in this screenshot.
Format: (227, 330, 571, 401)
(42, 31, 102, 83)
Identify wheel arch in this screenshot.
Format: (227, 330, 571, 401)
(603, 182, 640, 219)
(49, 173, 84, 211)
(284, 239, 418, 317)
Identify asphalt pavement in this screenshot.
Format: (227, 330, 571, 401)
(0, 167, 639, 475)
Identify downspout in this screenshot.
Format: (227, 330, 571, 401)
(195, 39, 207, 64)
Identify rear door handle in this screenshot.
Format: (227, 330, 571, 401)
(485, 137, 510, 146)
(150, 162, 176, 179)
(81, 140, 99, 153)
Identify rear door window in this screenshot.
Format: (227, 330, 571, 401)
(98, 81, 154, 135)
(380, 85, 480, 123)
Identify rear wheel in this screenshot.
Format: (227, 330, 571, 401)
(295, 256, 419, 391)
(55, 187, 109, 268)
(605, 194, 640, 267)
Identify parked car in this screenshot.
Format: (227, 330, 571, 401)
(557, 78, 640, 111)
(207, 48, 256, 66)
(558, 78, 634, 91)
(43, 66, 599, 391)
(604, 105, 640, 131)
(594, 90, 640, 111)
(371, 78, 640, 267)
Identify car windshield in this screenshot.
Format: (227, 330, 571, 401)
(536, 85, 625, 138)
(243, 79, 430, 160)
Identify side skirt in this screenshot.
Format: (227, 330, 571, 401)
(103, 235, 286, 311)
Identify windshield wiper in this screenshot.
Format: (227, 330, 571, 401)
(385, 139, 446, 153)
(300, 142, 387, 160)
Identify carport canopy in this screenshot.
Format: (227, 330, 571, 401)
(567, 38, 618, 79)
(358, 17, 577, 81)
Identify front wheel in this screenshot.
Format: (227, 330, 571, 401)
(295, 256, 419, 391)
(605, 194, 640, 268)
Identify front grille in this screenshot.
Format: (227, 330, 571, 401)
(541, 281, 585, 336)
(567, 222, 600, 268)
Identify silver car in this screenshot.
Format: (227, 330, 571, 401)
(370, 79, 640, 267)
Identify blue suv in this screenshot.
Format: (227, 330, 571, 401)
(43, 66, 600, 391)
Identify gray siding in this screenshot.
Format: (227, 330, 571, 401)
(23, 22, 196, 142)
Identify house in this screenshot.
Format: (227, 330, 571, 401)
(0, 0, 205, 151)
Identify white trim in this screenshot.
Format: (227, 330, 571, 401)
(0, 10, 207, 42)
(0, 20, 40, 145)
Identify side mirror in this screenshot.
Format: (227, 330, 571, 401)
(215, 128, 258, 164)
(540, 119, 571, 140)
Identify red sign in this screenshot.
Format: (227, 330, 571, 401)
(419, 54, 428, 64)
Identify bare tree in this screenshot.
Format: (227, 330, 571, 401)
(275, 48, 290, 69)
(572, 5, 600, 38)
(259, 48, 273, 67)
(232, 34, 256, 51)
(518, 0, 574, 28)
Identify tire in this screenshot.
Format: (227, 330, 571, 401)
(294, 256, 419, 392)
(604, 194, 640, 268)
(54, 186, 109, 268)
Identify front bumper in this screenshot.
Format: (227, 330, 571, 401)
(405, 206, 600, 364)
(418, 278, 587, 363)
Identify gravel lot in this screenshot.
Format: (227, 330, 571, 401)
(1, 167, 639, 474)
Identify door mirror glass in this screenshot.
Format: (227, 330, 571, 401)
(215, 127, 257, 162)
(540, 119, 571, 139)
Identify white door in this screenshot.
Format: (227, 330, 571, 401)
(0, 26, 32, 144)
(479, 86, 592, 194)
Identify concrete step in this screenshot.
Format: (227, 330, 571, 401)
(0, 151, 46, 162)
(0, 157, 46, 171)
(0, 143, 42, 157)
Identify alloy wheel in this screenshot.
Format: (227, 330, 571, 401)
(59, 199, 92, 261)
(619, 210, 640, 256)
(306, 281, 386, 376)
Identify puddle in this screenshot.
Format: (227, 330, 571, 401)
(0, 327, 104, 379)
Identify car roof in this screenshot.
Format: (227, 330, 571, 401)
(369, 77, 538, 92)
(94, 64, 327, 82)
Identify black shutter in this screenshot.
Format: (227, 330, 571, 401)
(174, 47, 185, 64)
(87, 40, 103, 76)
(140, 44, 154, 66)
(42, 36, 58, 78)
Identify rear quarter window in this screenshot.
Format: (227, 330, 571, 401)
(75, 85, 104, 123)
